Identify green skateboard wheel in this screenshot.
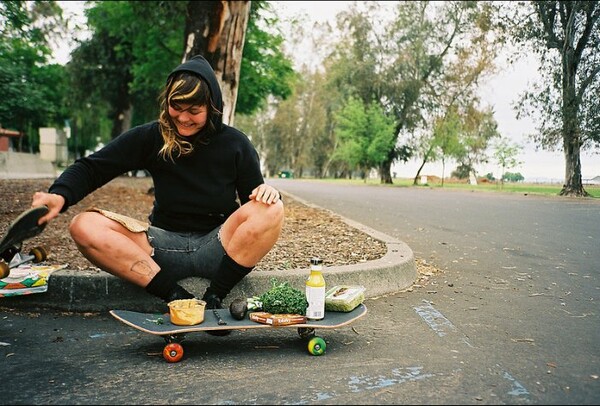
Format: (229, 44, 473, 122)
(308, 336, 326, 356)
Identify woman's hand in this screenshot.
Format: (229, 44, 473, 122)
(31, 192, 65, 225)
(249, 184, 281, 205)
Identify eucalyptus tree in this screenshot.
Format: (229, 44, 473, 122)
(269, 11, 345, 178)
(453, 106, 499, 182)
(389, 1, 499, 184)
(411, 40, 500, 186)
(502, 1, 599, 197)
(492, 137, 524, 188)
(329, 1, 498, 184)
(326, 2, 401, 181)
(260, 83, 303, 176)
(247, 68, 327, 178)
(182, 1, 250, 125)
(181, 1, 294, 126)
(429, 108, 464, 186)
(332, 97, 397, 180)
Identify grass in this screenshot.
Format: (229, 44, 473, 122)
(428, 181, 600, 198)
(286, 177, 600, 198)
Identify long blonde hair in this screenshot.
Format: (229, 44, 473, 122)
(157, 72, 219, 161)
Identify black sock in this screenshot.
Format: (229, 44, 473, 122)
(145, 270, 194, 302)
(203, 254, 253, 300)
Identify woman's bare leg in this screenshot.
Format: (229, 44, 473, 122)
(201, 199, 284, 311)
(219, 199, 284, 266)
(68, 211, 157, 288)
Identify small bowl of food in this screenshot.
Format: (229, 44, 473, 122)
(168, 298, 206, 326)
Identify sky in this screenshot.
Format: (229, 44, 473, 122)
(53, 1, 599, 183)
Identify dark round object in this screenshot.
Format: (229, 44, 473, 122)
(229, 298, 248, 320)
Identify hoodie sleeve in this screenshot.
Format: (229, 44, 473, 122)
(233, 129, 265, 205)
(48, 123, 158, 211)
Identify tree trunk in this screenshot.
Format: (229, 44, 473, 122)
(111, 104, 133, 141)
(183, 1, 250, 126)
(413, 145, 434, 185)
(379, 159, 393, 184)
(561, 137, 587, 196)
(380, 145, 397, 184)
(441, 158, 445, 187)
(559, 17, 589, 197)
(109, 74, 133, 139)
(413, 159, 426, 186)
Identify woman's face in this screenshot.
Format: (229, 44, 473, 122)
(168, 103, 208, 137)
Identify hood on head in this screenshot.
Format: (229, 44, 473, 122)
(168, 55, 223, 129)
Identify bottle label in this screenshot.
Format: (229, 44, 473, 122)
(306, 286, 326, 319)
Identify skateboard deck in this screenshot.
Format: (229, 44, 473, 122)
(110, 304, 367, 362)
(0, 206, 49, 279)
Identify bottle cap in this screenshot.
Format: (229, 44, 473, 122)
(310, 257, 322, 265)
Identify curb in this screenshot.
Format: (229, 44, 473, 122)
(0, 192, 417, 313)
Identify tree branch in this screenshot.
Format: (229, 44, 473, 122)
(574, 1, 599, 63)
(536, 2, 561, 49)
(577, 64, 600, 101)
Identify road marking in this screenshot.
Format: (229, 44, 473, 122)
(229, 366, 434, 404)
(414, 300, 456, 337)
(89, 331, 135, 339)
(348, 366, 433, 392)
(413, 300, 472, 346)
(501, 368, 530, 397)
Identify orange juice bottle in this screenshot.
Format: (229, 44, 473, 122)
(306, 257, 325, 320)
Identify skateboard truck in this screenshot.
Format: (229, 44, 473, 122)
(7, 248, 49, 269)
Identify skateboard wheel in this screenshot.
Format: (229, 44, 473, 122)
(29, 246, 48, 263)
(298, 327, 315, 339)
(308, 336, 326, 356)
(163, 343, 184, 363)
(0, 261, 9, 279)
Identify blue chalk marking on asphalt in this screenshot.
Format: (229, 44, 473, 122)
(315, 392, 334, 401)
(274, 367, 433, 404)
(414, 300, 457, 337)
(89, 331, 135, 339)
(348, 366, 433, 392)
(502, 370, 530, 397)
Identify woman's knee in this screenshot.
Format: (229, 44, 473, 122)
(240, 199, 282, 220)
(252, 200, 284, 232)
(69, 212, 104, 245)
(267, 200, 285, 226)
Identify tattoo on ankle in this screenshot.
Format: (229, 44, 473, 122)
(131, 260, 158, 278)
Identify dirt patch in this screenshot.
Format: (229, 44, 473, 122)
(0, 177, 388, 271)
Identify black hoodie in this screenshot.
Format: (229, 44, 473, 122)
(49, 56, 264, 232)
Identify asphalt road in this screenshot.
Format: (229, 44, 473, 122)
(1, 179, 598, 404)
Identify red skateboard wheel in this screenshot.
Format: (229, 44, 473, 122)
(163, 343, 184, 362)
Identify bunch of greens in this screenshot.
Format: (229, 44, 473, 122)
(258, 279, 308, 315)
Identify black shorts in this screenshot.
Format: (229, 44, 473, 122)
(146, 225, 225, 281)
